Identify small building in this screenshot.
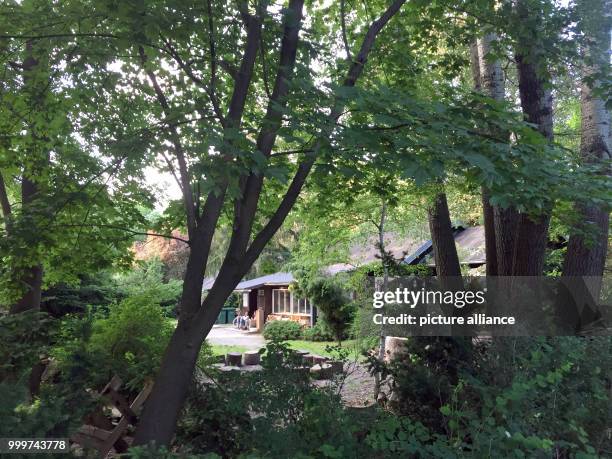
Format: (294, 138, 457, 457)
(205, 272, 315, 331)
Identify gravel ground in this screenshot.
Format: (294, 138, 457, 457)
(206, 324, 265, 349)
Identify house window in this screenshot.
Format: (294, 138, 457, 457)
(295, 297, 311, 315)
(272, 289, 291, 314)
(272, 289, 312, 316)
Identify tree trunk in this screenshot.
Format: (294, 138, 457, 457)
(511, 0, 554, 276)
(132, 320, 206, 446)
(374, 200, 387, 400)
(471, 34, 506, 276)
(494, 206, 519, 276)
(481, 190, 498, 275)
(10, 265, 43, 314)
(563, 0, 611, 283)
(428, 193, 461, 278)
(10, 43, 45, 314)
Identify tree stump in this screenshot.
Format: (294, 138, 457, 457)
(225, 352, 242, 366)
(310, 363, 332, 380)
(219, 366, 241, 373)
(311, 355, 327, 365)
(327, 360, 344, 375)
(242, 350, 261, 366)
(295, 350, 310, 364)
(384, 337, 409, 362)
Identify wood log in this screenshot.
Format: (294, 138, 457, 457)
(225, 352, 243, 366)
(242, 350, 261, 366)
(295, 350, 310, 364)
(327, 360, 344, 375)
(310, 363, 332, 380)
(311, 355, 327, 365)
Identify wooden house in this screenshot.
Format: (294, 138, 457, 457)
(204, 272, 315, 331)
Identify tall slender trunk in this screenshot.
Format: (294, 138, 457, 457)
(374, 200, 387, 400)
(511, 0, 554, 276)
(494, 206, 520, 276)
(10, 167, 45, 314)
(563, 0, 611, 284)
(428, 193, 461, 278)
(471, 34, 506, 276)
(9, 42, 46, 314)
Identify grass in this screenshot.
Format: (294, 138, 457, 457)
(208, 343, 249, 356)
(207, 340, 362, 359)
(285, 339, 361, 359)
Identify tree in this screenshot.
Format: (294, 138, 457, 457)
(470, 33, 507, 276)
(125, 0, 408, 445)
(0, 0, 153, 314)
(510, 0, 555, 276)
(563, 0, 611, 284)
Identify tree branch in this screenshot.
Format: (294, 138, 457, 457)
(161, 35, 226, 128)
(244, 0, 407, 265)
(0, 170, 13, 229)
(139, 46, 198, 238)
(205, 0, 224, 126)
(340, 0, 353, 61)
(58, 224, 190, 244)
(230, 0, 305, 255)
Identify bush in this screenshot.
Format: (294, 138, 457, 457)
(263, 320, 302, 341)
(87, 294, 174, 389)
(301, 322, 335, 341)
(303, 278, 354, 343)
(375, 336, 611, 457)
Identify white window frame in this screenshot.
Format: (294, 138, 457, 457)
(272, 289, 291, 314)
(272, 288, 311, 316)
(294, 297, 312, 316)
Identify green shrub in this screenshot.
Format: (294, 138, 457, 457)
(115, 258, 182, 314)
(263, 320, 302, 341)
(376, 336, 611, 457)
(88, 294, 173, 389)
(303, 277, 354, 343)
(301, 321, 335, 341)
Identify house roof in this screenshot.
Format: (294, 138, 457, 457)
(202, 226, 486, 291)
(454, 225, 486, 265)
(419, 225, 486, 267)
(235, 272, 295, 291)
(203, 272, 295, 292)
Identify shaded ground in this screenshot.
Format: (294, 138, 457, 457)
(206, 325, 376, 407)
(340, 362, 376, 407)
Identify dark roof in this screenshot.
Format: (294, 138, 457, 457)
(403, 240, 433, 264)
(235, 272, 294, 290)
(203, 272, 295, 291)
(403, 225, 486, 267)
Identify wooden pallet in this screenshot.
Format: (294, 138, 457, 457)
(71, 376, 153, 457)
